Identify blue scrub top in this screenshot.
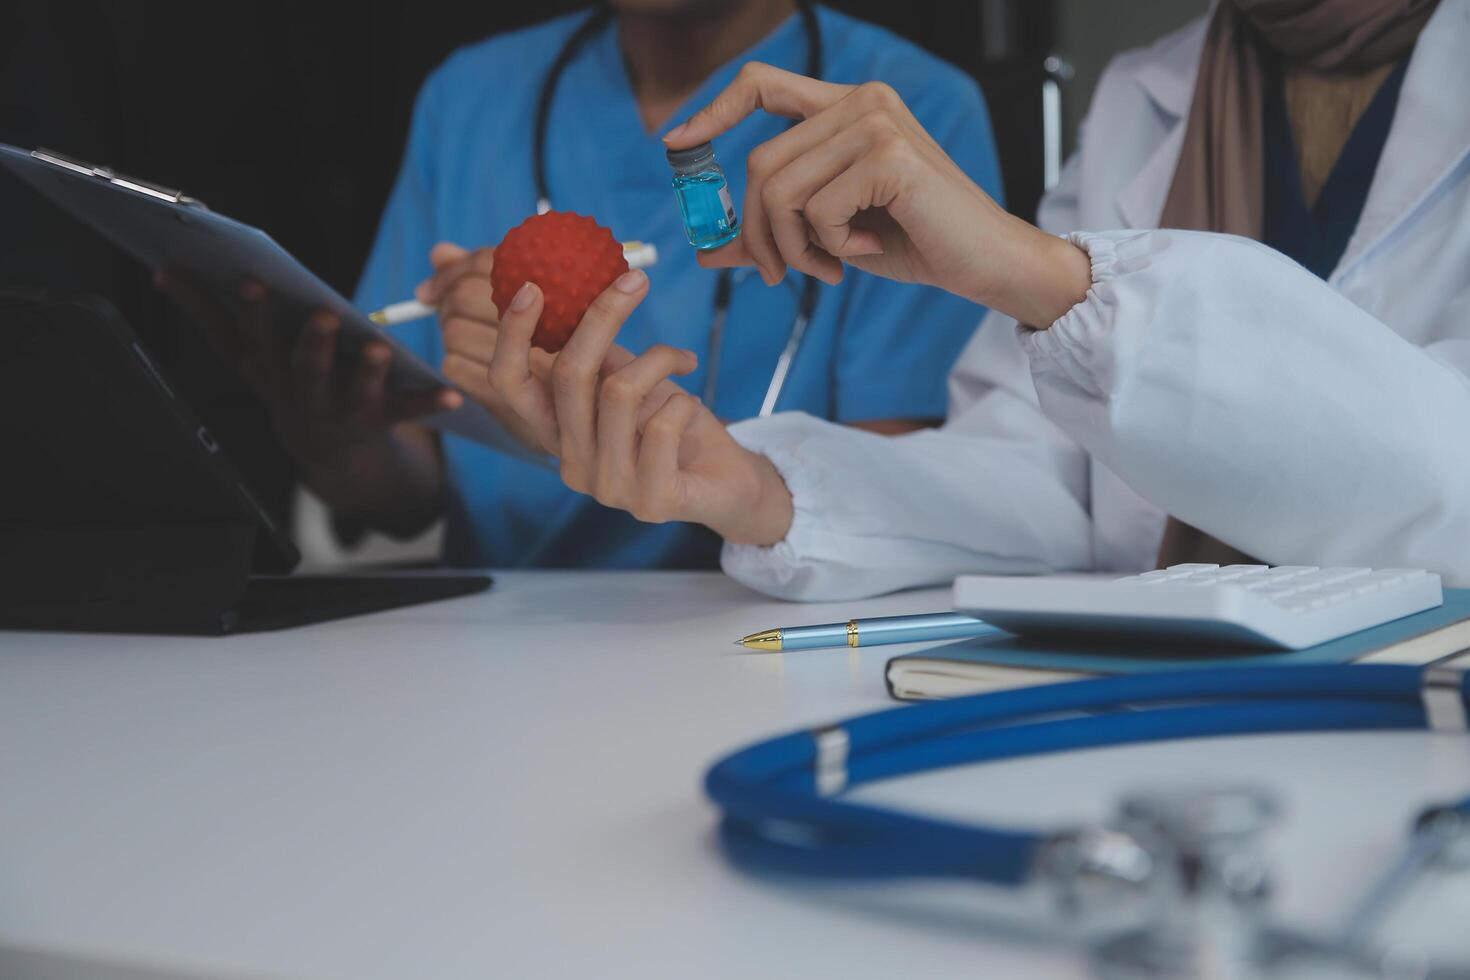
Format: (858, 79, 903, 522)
(356, 6, 1004, 569)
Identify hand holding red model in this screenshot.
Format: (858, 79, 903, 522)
(489, 211, 630, 352)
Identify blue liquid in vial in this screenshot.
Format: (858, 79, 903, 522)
(673, 171, 740, 250)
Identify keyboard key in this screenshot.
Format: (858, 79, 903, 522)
(1319, 567, 1372, 582)
(1363, 569, 1426, 587)
(1290, 568, 1371, 589)
(1256, 585, 1304, 599)
(1132, 570, 1191, 583)
(1254, 570, 1313, 587)
(1259, 566, 1317, 580)
(1289, 596, 1331, 611)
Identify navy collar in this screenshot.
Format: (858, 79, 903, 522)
(1263, 55, 1411, 281)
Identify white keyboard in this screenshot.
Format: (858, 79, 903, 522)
(953, 565, 1443, 650)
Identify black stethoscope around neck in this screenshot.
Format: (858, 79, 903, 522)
(532, 2, 823, 415)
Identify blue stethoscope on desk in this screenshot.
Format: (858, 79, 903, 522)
(706, 657, 1470, 974)
(532, 2, 823, 416)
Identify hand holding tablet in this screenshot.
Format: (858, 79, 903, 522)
(153, 269, 461, 485)
(0, 143, 539, 462)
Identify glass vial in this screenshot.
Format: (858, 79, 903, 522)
(666, 141, 740, 250)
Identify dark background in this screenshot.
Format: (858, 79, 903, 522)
(0, 1, 1058, 529)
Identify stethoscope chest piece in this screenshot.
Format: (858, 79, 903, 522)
(1080, 785, 1285, 978)
(1059, 783, 1451, 979)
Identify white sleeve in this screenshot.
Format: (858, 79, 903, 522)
(719, 315, 1095, 601)
(1026, 229, 1470, 585)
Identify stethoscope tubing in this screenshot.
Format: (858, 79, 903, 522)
(705, 664, 1470, 884)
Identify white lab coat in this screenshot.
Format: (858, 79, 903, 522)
(721, 0, 1470, 600)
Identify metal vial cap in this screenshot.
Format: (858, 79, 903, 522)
(666, 141, 716, 175)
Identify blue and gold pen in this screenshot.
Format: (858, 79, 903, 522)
(735, 612, 995, 652)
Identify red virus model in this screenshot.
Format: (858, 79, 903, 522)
(490, 211, 629, 352)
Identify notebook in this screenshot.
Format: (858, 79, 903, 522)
(886, 588, 1470, 701)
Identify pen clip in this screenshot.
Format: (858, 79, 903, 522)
(32, 148, 208, 209)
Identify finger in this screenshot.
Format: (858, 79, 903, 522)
(594, 345, 698, 505)
(663, 62, 852, 149)
(526, 342, 632, 388)
(801, 154, 895, 262)
(235, 280, 288, 395)
(443, 350, 497, 403)
(383, 386, 462, 427)
(762, 116, 907, 282)
(556, 270, 650, 363)
(488, 282, 541, 395)
(737, 175, 785, 287)
(346, 341, 391, 424)
(551, 270, 650, 482)
(807, 220, 883, 260)
(632, 376, 688, 431)
(489, 281, 560, 452)
(154, 268, 216, 320)
(735, 88, 892, 285)
(237, 280, 271, 349)
(694, 236, 759, 272)
(292, 311, 339, 416)
(527, 345, 560, 385)
(767, 191, 843, 287)
(418, 246, 494, 304)
(437, 271, 501, 323)
(429, 241, 471, 268)
(633, 393, 702, 522)
(155, 269, 247, 361)
(441, 315, 500, 364)
(532, 342, 634, 388)
(736, 80, 942, 182)
(600, 344, 637, 374)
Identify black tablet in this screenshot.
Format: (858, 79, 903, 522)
(0, 142, 535, 460)
(0, 290, 490, 635)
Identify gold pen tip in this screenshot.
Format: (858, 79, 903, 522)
(735, 628, 783, 652)
(367, 311, 387, 325)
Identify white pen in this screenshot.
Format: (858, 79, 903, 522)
(368, 240, 659, 326)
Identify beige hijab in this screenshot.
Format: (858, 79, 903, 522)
(1153, 0, 1437, 567)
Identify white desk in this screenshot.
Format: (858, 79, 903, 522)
(0, 571, 1465, 979)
